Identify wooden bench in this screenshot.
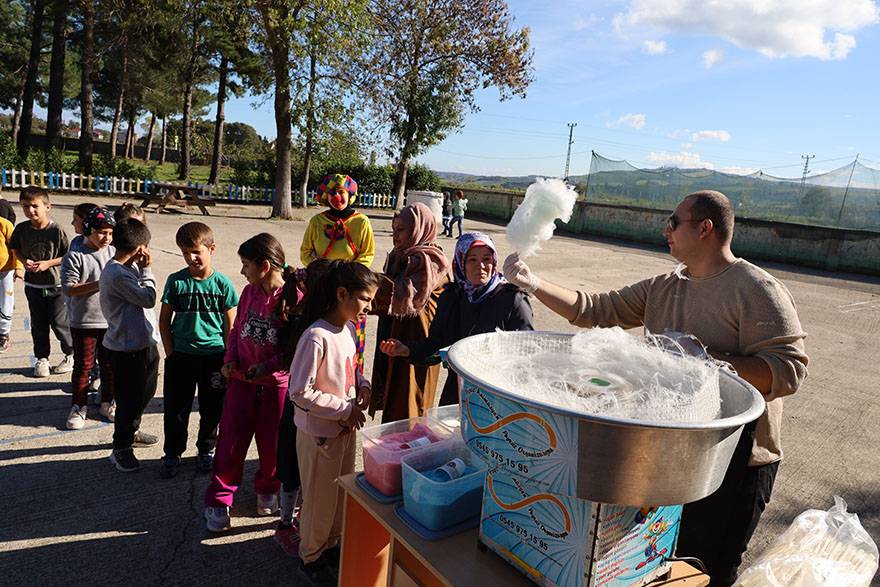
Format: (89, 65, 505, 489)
(139, 183, 216, 216)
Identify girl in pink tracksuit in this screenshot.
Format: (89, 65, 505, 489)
(204, 233, 300, 532)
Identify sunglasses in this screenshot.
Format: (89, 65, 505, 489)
(666, 214, 704, 231)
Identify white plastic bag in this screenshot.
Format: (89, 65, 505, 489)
(734, 496, 879, 587)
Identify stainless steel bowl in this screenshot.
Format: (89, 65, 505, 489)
(447, 331, 766, 506)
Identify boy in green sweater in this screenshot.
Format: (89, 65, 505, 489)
(159, 222, 238, 478)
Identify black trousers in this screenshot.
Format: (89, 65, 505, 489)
(676, 422, 780, 587)
(162, 351, 226, 459)
(108, 345, 159, 450)
(275, 398, 300, 492)
(24, 286, 73, 359)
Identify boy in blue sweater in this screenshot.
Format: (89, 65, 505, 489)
(99, 219, 160, 472)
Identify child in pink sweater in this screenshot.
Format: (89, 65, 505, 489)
(204, 233, 299, 532)
(288, 260, 378, 584)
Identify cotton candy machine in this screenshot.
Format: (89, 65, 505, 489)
(446, 331, 766, 507)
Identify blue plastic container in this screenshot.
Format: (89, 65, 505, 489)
(400, 440, 487, 532)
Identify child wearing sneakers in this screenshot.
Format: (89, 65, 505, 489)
(0, 212, 23, 354)
(60, 207, 117, 430)
(159, 222, 238, 478)
(99, 219, 160, 472)
(9, 187, 74, 377)
(204, 233, 294, 532)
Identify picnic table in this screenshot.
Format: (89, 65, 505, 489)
(139, 182, 216, 216)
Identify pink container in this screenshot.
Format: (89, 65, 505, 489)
(361, 419, 452, 496)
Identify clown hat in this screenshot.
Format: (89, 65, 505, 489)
(317, 173, 358, 206)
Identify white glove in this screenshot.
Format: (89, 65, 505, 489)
(503, 253, 540, 294)
(654, 330, 709, 359)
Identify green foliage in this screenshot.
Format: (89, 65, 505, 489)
(360, 0, 533, 186)
(90, 155, 156, 180)
(0, 133, 18, 167)
(405, 162, 441, 191)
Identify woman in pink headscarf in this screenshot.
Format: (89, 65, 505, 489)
(369, 202, 450, 423)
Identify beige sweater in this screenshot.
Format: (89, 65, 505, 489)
(571, 259, 808, 466)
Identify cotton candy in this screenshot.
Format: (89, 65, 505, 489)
(506, 178, 578, 258)
(453, 328, 722, 423)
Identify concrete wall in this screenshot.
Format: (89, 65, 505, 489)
(454, 187, 880, 276)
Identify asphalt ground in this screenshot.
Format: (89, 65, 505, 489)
(1, 192, 878, 585)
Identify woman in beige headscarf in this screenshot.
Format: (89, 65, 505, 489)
(370, 202, 450, 422)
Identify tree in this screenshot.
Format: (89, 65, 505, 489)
(0, 2, 30, 144)
(361, 0, 533, 208)
(174, 0, 215, 179)
(76, 0, 96, 172)
(45, 0, 69, 148)
(247, 0, 308, 219)
(203, 5, 261, 184)
(17, 0, 48, 155)
(290, 7, 366, 207)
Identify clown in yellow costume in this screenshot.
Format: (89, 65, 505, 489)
(300, 173, 375, 373)
(300, 174, 375, 268)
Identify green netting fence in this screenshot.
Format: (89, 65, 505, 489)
(584, 151, 880, 232)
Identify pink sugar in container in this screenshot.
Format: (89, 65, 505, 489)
(361, 418, 454, 496)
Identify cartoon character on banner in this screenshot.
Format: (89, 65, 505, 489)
(636, 515, 669, 570)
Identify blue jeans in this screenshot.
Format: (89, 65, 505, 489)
(449, 215, 463, 237)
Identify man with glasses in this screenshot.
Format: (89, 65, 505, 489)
(503, 190, 808, 586)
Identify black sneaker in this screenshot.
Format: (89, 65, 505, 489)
(159, 456, 180, 479)
(296, 556, 338, 587)
(110, 449, 140, 472)
(196, 451, 214, 474)
(132, 430, 158, 447)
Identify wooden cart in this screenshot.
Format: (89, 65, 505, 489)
(337, 473, 709, 587)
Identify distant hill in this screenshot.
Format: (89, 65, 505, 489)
(436, 170, 589, 192)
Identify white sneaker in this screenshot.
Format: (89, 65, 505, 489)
(99, 401, 116, 422)
(205, 506, 231, 532)
(34, 358, 51, 378)
(53, 354, 75, 374)
(66, 405, 87, 430)
(89, 376, 101, 391)
(257, 493, 279, 516)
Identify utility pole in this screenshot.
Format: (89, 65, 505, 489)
(564, 122, 577, 181)
(800, 154, 815, 193)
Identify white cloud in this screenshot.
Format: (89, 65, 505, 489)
(703, 48, 724, 68)
(648, 151, 713, 168)
(607, 113, 647, 130)
(718, 165, 758, 175)
(643, 40, 668, 54)
(618, 0, 880, 60)
(691, 129, 732, 142)
(573, 15, 601, 31)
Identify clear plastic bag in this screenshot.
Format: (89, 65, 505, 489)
(735, 496, 879, 587)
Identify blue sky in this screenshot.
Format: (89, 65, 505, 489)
(21, 0, 880, 178)
(222, 0, 880, 178)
